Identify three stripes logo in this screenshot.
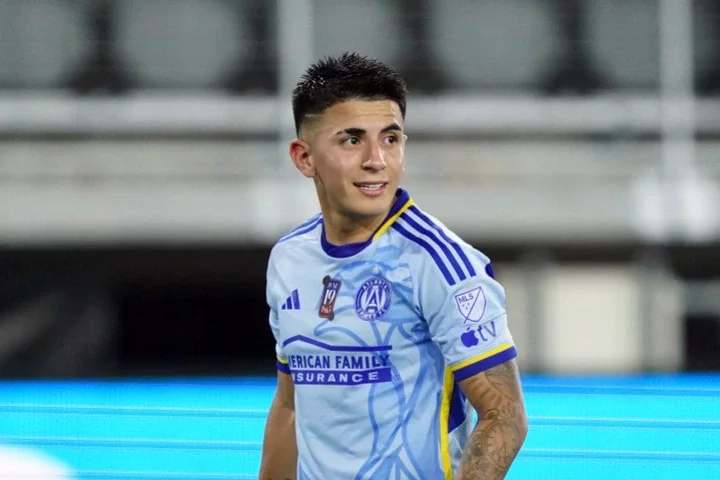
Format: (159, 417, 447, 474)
(392, 205, 478, 287)
(281, 289, 301, 310)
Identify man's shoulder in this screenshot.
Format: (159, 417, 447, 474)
(390, 204, 489, 286)
(270, 213, 323, 260)
(391, 204, 477, 252)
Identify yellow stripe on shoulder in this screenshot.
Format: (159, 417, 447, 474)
(372, 198, 415, 241)
(450, 343, 513, 372)
(276, 355, 289, 364)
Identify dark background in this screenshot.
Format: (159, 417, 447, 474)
(2, 241, 718, 379)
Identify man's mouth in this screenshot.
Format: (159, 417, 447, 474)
(354, 182, 388, 196)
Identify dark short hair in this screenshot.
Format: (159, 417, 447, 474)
(292, 52, 408, 135)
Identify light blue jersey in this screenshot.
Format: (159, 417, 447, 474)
(267, 188, 517, 480)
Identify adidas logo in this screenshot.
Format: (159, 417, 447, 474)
(281, 289, 301, 310)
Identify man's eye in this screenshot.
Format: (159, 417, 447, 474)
(343, 137, 360, 145)
(385, 135, 398, 144)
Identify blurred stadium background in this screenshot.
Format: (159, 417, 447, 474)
(0, 0, 719, 478)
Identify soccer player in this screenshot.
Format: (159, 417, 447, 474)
(259, 53, 527, 480)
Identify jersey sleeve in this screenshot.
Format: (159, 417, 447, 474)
(267, 248, 290, 375)
(416, 241, 517, 382)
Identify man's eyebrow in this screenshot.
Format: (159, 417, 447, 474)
(334, 123, 403, 136)
(380, 122, 402, 133)
(335, 127, 366, 137)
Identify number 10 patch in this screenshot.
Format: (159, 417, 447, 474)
(318, 276, 342, 320)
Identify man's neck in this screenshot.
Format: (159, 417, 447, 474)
(323, 211, 387, 246)
(325, 214, 386, 245)
(319, 189, 401, 246)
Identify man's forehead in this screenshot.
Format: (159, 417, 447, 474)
(314, 100, 403, 130)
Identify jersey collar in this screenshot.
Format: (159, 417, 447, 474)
(321, 188, 414, 258)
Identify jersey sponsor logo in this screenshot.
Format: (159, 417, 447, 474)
(289, 353, 392, 385)
(355, 277, 392, 321)
(318, 276, 341, 320)
(460, 320, 498, 348)
(292, 369, 391, 386)
(282, 336, 394, 386)
(454, 286, 487, 323)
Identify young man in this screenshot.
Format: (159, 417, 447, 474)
(259, 53, 527, 480)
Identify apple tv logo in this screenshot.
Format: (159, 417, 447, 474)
(460, 320, 498, 348)
(460, 329, 480, 348)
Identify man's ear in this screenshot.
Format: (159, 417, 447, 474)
(289, 138, 315, 178)
(402, 134, 408, 171)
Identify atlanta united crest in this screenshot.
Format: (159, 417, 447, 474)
(355, 277, 392, 321)
(318, 276, 342, 320)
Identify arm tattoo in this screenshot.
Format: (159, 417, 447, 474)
(458, 361, 527, 479)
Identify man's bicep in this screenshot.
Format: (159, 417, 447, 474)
(458, 358, 525, 420)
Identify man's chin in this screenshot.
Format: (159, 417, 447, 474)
(348, 202, 395, 222)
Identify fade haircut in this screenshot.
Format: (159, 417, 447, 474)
(292, 52, 408, 135)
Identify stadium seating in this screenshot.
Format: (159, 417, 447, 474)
(0, 0, 716, 93)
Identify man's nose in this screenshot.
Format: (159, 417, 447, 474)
(363, 142, 386, 169)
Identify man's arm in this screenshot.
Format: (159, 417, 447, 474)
(455, 359, 528, 480)
(258, 371, 297, 480)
